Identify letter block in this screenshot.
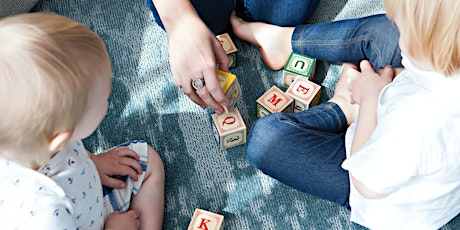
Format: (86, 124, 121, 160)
(285, 77, 321, 113)
(216, 33, 238, 68)
(282, 52, 316, 89)
(211, 107, 247, 150)
(256, 86, 294, 118)
(188, 208, 224, 230)
(217, 69, 242, 108)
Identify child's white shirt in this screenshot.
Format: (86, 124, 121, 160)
(0, 140, 105, 230)
(342, 54, 460, 229)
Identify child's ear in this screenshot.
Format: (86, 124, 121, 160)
(48, 131, 71, 152)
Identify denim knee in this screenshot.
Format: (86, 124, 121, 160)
(246, 114, 283, 170)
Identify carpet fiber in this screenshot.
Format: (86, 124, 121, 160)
(30, 0, 460, 229)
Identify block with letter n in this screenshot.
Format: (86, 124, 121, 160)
(282, 52, 316, 89)
(285, 77, 321, 113)
(256, 85, 293, 118)
(211, 108, 247, 150)
(188, 208, 224, 230)
(216, 33, 238, 68)
(217, 69, 242, 108)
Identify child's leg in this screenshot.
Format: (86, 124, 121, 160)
(103, 142, 164, 230)
(130, 145, 165, 230)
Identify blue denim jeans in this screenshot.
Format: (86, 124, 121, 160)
(246, 102, 351, 207)
(146, 0, 320, 34)
(293, 14, 402, 69)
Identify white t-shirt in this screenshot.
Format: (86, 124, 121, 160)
(0, 140, 105, 230)
(342, 55, 460, 229)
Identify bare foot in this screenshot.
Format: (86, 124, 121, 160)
(230, 12, 294, 70)
(329, 63, 360, 125)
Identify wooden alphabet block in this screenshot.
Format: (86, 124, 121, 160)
(282, 52, 316, 88)
(188, 209, 224, 230)
(256, 86, 293, 118)
(211, 108, 247, 150)
(285, 77, 321, 113)
(217, 69, 241, 108)
(216, 33, 238, 68)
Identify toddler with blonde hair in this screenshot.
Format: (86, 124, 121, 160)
(246, 0, 460, 228)
(0, 13, 164, 229)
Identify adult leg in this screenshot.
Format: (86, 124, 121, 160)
(146, 0, 236, 35)
(293, 14, 402, 69)
(231, 13, 401, 70)
(239, 0, 320, 26)
(246, 102, 350, 206)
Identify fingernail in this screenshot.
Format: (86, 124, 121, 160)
(222, 102, 229, 107)
(216, 109, 223, 115)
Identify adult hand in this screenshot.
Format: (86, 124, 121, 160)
(347, 60, 395, 105)
(166, 12, 230, 114)
(104, 210, 141, 230)
(88, 146, 142, 189)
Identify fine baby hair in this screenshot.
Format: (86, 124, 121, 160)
(383, 0, 460, 76)
(0, 13, 111, 163)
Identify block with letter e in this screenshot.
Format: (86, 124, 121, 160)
(216, 33, 238, 68)
(217, 69, 242, 108)
(256, 86, 294, 118)
(285, 77, 321, 113)
(282, 52, 316, 88)
(211, 108, 247, 150)
(188, 208, 224, 230)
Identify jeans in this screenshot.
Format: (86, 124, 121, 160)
(293, 14, 402, 69)
(146, 0, 320, 34)
(246, 102, 351, 207)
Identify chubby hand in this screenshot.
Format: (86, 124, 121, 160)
(346, 60, 395, 105)
(104, 210, 140, 230)
(88, 146, 142, 189)
(167, 13, 230, 114)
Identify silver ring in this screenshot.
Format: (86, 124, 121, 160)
(192, 78, 205, 91)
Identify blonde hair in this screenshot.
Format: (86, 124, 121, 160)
(0, 13, 111, 156)
(383, 0, 460, 76)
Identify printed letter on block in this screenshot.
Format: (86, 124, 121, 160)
(285, 77, 321, 113)
(188, 209, 224, 230)
(256, 86, 293, 118)
(216, 33, 238, 68)
(211, 108, 247, 150)
(217, 70, 242, 108)
(282, 52, 316, 89)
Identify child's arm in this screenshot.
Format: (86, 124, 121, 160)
(347, 60, 395, 198)
(87, 147, 143, 189)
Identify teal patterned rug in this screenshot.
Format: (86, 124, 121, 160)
(31, 0, 460, 229)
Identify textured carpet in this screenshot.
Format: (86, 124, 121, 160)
(30, 0, 460, 229)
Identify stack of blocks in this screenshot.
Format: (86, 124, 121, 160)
(210, 35, 247, 151)
(257, 52, 320, 117)
(188, 209, 224, 230)
(281, 52, 316, 88)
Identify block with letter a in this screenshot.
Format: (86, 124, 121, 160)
(282, 52, 316, 89)
(285, 77, 321, 113)
(216, 33, 238, 68)
(217, 70, 241, 108)
(256, 85, 293, 118)
(188, 209, 224, 230)
(211, 107, 247, 150)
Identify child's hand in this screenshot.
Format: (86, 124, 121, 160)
(89, 147, 142, 189)
(104, 210, 140, 230)
(347, 60, 395, 105)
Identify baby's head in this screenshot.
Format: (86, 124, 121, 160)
(383, 0, 460, 76)
(0, 13, 111, 166)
